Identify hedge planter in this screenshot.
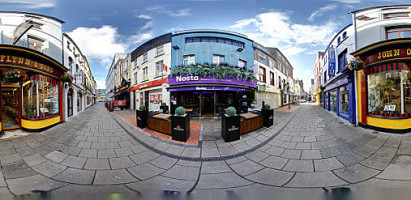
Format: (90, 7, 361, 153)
(221, 114, 241, 142)
(136, 110, 148, 128)
(171, 114, 190, 142)
(262, 109, 274, 127)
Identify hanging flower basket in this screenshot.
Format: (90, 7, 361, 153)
(61, 73, 73, 83)
(3, 69, 27, 83)
(347, 58, 364, 71)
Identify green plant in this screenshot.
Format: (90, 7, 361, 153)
(161, 102, 167, 106)
(24, 102, 36, 116)
(61, 73, 73, 83)
(175, 106, 186, 116)
(225, 106, 236, 117)
(264, 104, 271, 110)
(139, 105, 146, 111)
(347, 57, 364, 71)
(3, 69, 27, 83)
(242, 102, 247, 107)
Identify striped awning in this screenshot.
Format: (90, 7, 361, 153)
(367, 62, 410, 74)
(29, 74, 58, 84)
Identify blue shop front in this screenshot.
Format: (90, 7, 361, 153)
(322, 71, 356, 124)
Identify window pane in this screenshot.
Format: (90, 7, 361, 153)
(23, 80, 37, 117)
(404, 70, 411, 114)
(339, 86, 349, 115)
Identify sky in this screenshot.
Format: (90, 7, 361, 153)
(0, 0, 409, 91)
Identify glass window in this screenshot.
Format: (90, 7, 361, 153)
(386, 26, 411, 39)
(270, 72, 275, 86)
(156, 46, 164, 56)
(155, 60, 163, 77)
(134, 72, 138, 84)
(183, 55, 195, 66)
(27, 36, 44, 53)
(143, 67, 148, 81)
(368, 69, 410, 115)
(342, 32, 347, 39)
(238, 59, 246, 68)
(143, 53, 148, 63)
(339, 86, 349, 116)
(384, 12, 410, 19)
(213, 55, 225, 65)
(338, 50, 347, 72)
(259, 53, 266, 63)
(269, 59, 274, 69)
(259, 66, 266, 82)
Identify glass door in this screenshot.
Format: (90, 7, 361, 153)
(201, 92, 214, 117)
(2, 86, 20, 130)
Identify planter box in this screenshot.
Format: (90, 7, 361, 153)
(136, 110, 148, 128)
(171, 115, 190, 142)
(262, 109, 274, 127)
(221, 114, 241, 142)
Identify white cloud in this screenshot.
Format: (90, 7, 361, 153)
(137, 14, 151, 20)
(0, 0, 55, 9)
(308, 4, 338, 22)
(280, 46, 306, 57)
(67, 25, 127, 68)
(328, 0, 360, 3)
(230, 11, 338, 47)
(128, 32, 153, 45)
(95, 79, 106, 89)
(146, 6, 192, 17)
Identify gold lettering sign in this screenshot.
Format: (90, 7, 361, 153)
(0, 55, 56, 75)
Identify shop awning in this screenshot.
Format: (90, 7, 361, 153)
(167, 86, 248, 92)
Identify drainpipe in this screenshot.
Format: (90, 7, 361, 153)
(353, 12, 359, 126)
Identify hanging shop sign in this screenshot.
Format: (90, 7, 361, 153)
(130, 78, 168, 91)
(0, 54, 58, 76)
(327, 46, 336, 78)
(168, 75, 257, 87)
(364, 47, 411, 65)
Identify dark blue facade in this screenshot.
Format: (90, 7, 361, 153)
(322, 70, 356, 124)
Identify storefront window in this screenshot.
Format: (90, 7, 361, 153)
(22, 75, 59, 118)
(330, 90, 337, 112)
(339, 86, 349, 116)
(368, 69, 410, 115)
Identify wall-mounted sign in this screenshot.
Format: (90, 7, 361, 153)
(130, 78, 168, 91)
(0, 55, 57, 75)
(169, 75, 257, 87)
(327, 47, 336, 78)
(365, 48, 411, 65)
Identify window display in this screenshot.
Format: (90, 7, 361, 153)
(368, 69, 410, 116)
(339, 86, 349, 116)
(330, 90, 337, 112)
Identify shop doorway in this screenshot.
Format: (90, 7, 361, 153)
(77, 93, 82, 111)
(201, 92, 214, 117)
(67, 89, 73, 117)
(1, 85, 20, 130)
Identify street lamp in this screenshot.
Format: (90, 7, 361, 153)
(286, 82, 290, 109)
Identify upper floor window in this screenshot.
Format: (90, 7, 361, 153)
(185, 37, 244, 48)
(259, 66, 266, 83)
(26, 20, 43, 30)
(156, 45, 164, 56)
(238, 59, 247, 68)
(67, 41, 71, 51)
(183, 55, 195, 66)
(143, 67, 148, 81)
(143, 53, 148, 63)
(125, 60, 129, 70)
(27, 35, 44, 53)
(342, 32, 347, 39)
(386, 26, 411, 39)
(269, 59, 275, 69)
(68, 56, 73, 69)
(324, 71, 327, 83)
(155, 60, 164, 77)
(384, 12, 411, 19)
(270, 72, 275, 86)
(213, 54, 225, 65)
(134, 72, 138, 84)
(337, 37, 341, 44)
(338, 50, 347, 72)
(258, 53, 266, 63)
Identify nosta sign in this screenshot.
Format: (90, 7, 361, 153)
(176, 75, 199, 82)
(169, 75, 257, 87)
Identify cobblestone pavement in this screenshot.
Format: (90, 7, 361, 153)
(0, 102, 410, 199)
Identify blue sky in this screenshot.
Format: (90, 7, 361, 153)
(0, 0, 408, 90)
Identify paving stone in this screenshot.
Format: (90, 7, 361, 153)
(0, 172, 6, 187)
(149, 156, 178, 170)
(398, 143, 411, 155)
(52, 184, 133, 197)
(225, 156, 248, 165)
(78, 149, 98, 158)
(129, 151, 160, 165)
(202, 141, 217, 148)
(45, 151, 68, 163)
(334, 164, 380, 183)
(63, 146, 82, 156)
(114, 147, 134, 157)
(259, 156, 289, 170)
(301, 150, 322, 159)
(283, 159, 314, 172)
(2, 163, 37, 179)
(0, 187, 13, 200)
(22, 153, 47, 167)
(126, 175, 194, 192)
(374, 146, 397, 159)
(0, 147, 17, 156)
(280, 149, 301, 159)
(94, 169, 139, 185)
(127, 163, 165, 180)
(314, 157, 345, 172)
(32, 161, 67, 177)
(335, 151, 365, 167)
(245, 168, 294, 186)
(98, 149, 117, 158)
(53, 168, 95, 184)
(180, 147, 201, 158)
(285, 171, 347, 187)
(119, 141, 134, 148)
(201, 147, 221, 158)
(295, 143, 311, 150)
(84, 158, 111, 170)
(60, 155, 87, 169)
(218, 145, 238, 157)
(201, 161, 231, 174)
(105, 142, 121, 149)
(109, 157, 136, 169)
(197, 172, 253, 189)
(264, 146, 285, 156)
(162, 164, 200, 181)
(377, 155, 411, 181)
(246, 150, 269, 163)
(6, 174, 66, 195)
(229, 160, 264, 176)
(91, 142, 106, 150)
(0, 153, 24, 165)
(15, 147, 34, 157)
(233, 142, 251, 152)
(164, 145, 184, 156)
(281, 141, 297, 149)
(360, 154, 393, 170)
(77, 141, 92, 148)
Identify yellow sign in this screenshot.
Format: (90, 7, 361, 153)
(0, 55, 55, 75)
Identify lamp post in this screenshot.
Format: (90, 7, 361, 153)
(286, 83, 290, 109)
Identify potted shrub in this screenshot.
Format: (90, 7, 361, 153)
(171, 106, 190, 142)
(262, 104, 274, 127)
(222, 106, 241, 142)
(160, 102, 168, 114)
(241, 102, 248, 113)
(136, 105, 148, 128)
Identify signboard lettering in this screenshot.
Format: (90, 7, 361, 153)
(0, 54, 56, 75)
(366, 48, 411, 64)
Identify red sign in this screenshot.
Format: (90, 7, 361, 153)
(130, 78, 168, 91)
(365, 47, 411, 65)
(114, 100, 127, 107)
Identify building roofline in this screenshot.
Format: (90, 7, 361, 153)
(173, 29, 252, 41)
(266, 47, 294, 70)
(63, 33, 84, 56)
(323, 24, 353, 53)
(0, 11, 65, 23)
(350, 4, 411, 14)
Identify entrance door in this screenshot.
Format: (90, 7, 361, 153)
(77, 93, 82, 111)
(1, 86, 20, 130)
(67, 89, 73, 117)
(201, 92, 214, 117)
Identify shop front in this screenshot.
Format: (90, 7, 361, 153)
(113, 78, 130, 109)
(322, 72, 356, 123)
(168, 75, 256, 117)
(353, 39, 411, 132)
(129, 78, 169, 112)
(256, 84, 278, 110)
(0, 45, 67, 135)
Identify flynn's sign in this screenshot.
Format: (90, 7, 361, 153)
(365, 48, 411, 65)
(0, 55, 57, 75)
